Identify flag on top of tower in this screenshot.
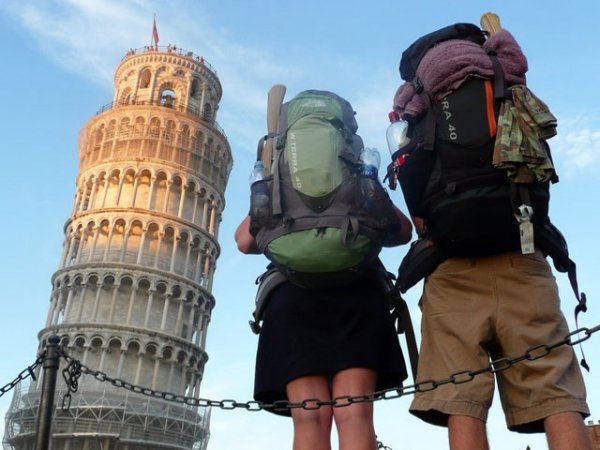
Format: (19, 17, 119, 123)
(152, 15, 159, 49)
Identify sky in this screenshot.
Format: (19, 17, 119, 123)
(0, 1, 599, 449)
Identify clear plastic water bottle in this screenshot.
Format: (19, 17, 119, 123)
(249, 161, 270, 223)
(357, 147, 392, 221)
(358, 147, 380, 178)
(249, 160, 268, 184)
(386, 111, 411, 167)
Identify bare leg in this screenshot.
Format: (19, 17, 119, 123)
(448, 415, 489, 450)
(286, 374, 333, 450)
(331, 367, 378, 450)
(545, 411, 592, 450)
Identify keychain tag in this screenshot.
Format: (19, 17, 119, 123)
(519, 221, 535, 254)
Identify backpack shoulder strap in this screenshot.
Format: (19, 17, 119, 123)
(535, 223, 587, 323)
(389, 288, 419, 380)
(372, 261, 419, 380)
(535, 221, 589, 371)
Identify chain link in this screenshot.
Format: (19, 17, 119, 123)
(0, 355, 44, 398)
(60, 357, 83, 410)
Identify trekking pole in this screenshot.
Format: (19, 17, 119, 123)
(34, 335, 61, 450)
(480, 12, 501, 36)
(262, 84, 286, 172)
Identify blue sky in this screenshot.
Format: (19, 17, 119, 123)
(1, 1, 599, 449)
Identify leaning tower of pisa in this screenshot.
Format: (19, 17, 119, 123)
(4, 44, 232, 450)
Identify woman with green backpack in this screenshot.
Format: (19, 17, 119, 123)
(236, 203, 411, 450)
(235, 88, 414, 450)
(235, 90, 412, 450)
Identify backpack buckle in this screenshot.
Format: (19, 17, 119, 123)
(411, 77, 424, 94)
(515, 204, 534, 222)
(248, 320, 261, 335)
(282, 216, 293, 227)
(483, 46, 497, 56)
(275, 134, 286, 150)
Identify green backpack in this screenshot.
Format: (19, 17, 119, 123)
(249, 89, 402, 289)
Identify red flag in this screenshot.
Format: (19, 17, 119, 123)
(152, 16, 159, 47)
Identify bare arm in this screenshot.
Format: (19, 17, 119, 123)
(383, 205, 413, 247)
(234, 216, 261, 254)
(411, 215, 426, 237)
(394, 204, 413, 245)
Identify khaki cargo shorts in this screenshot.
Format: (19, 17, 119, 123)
(409, 250, 589, 433)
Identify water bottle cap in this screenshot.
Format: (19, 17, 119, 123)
(388, 111, 400, 122)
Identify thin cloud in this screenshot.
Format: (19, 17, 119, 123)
(1, 0, 296, 152)
(2, 0, 405, 157)
(7, 0, 148, 85)
(352, 72, 404, 153)
(551, 117, 600, 177)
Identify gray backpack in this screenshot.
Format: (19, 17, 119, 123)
(249, 89, 402, 289)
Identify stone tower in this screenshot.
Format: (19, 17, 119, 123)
(4, 44, 232, 450)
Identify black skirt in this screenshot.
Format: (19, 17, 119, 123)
(254, 279, 407, 416)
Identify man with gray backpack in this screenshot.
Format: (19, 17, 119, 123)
(235, 88, 413, 450)
(386, 16, 591, 450)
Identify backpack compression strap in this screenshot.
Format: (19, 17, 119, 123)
(483, 47, 507, 100)
(271, 142, 284, 216)
(412, 77, 436, 151)
(389, 283, 419, 380)
(555, 252, 589, 371)
(568, 264, 589, 371)
(397, 296, 418, 379)
(340, 217, 360, 245)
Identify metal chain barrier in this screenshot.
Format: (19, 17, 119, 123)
(0, 355, 43, 398)
(55, 324, 599, 413)
(0, 325, 597, 450)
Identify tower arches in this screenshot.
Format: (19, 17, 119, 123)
(8, 45, 228, 450)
